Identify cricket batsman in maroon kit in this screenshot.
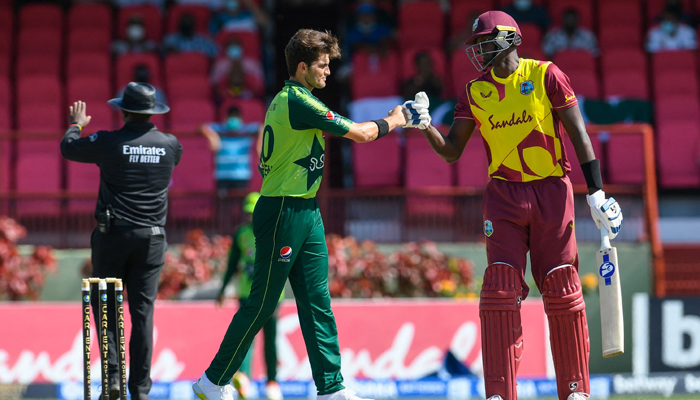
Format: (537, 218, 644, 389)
(401, 11, 624, 400)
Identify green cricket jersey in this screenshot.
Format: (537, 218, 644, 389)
(259, 80, 353, 198)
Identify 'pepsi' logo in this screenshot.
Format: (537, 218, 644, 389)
(280, 246, 292, 259)
(326, 111, 337, 120)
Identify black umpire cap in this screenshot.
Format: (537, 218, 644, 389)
(108, 82, 170, 114)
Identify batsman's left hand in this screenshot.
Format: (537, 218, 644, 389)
(402, 91, 432, 130)
(586, 190, 623, 239)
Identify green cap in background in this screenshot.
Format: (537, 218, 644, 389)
(243, 192, 261, 213)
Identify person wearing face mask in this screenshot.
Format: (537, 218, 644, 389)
(210, 0, 270, 34)
(200, 106, 262, 190)
(500, 0, 550, 33)
(646, 6, 697, 52)
(111, 16, 158, 56)
(211, 38, 265, 92)
(163, 13, 219, 57)
(345, 3, 393, 55)
(541, 8, 599, 58)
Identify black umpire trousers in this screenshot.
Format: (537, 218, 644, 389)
(90, 225, 167, 399)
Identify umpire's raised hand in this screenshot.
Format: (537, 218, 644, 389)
(69, 100, 92, 128)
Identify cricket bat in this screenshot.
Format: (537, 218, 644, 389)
(597, 227, 624, 357)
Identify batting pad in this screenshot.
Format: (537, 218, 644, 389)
(479, 263, 524, 400)
(542, 266, 590, 400)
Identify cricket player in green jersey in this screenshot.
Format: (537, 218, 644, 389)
(193, 28, 407, 400)
(217, 192, 283, 400)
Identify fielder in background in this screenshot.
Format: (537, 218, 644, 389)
(402, 11, 622, 400)
(217, 192, 283, 400)
(193, 28, 407, 400)
(61, 83, 182, 400)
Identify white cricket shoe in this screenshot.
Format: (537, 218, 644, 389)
(567, 393, 590, 400)
(192, 374, 235, 400)
(487, 396, 504, 400)
(265, 381, 283, 400)
(317, 388, 373, 400)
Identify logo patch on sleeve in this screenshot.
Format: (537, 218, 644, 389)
(89, 133, 98, 142)
(326, 111, 338, 120)
(484, 220, 494, 237)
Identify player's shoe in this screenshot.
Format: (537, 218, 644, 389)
(192, 375, 235, 400)
(486, 396, 504, 400)
(233, 372, 251, 399)
(317, 388, 373, 400)
(265, 381, 283, 400)
(567, 394, 590, 400)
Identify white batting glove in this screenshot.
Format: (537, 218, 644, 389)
(586, 190, 623, 239)
(402, 91, 432, 130)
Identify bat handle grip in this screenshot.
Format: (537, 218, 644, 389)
(600, 227, 611, 251)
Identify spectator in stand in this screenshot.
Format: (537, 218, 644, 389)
(653, 0, 693, 25)
(500, 0, 550, 33)
(542, 8, 599, 58)
(163, 14, 219, 58)
(211, 37, 264, 87)
(646, 5, 697, 52)
(117, 65, 168, 105)
(345, 3, 393, 56)
(402, 51, 443, 102)
(216, 55, 265, 100)
(112, 16, 158, 56)
(199, 106, 262, 190)
(209, 0, 270, 34)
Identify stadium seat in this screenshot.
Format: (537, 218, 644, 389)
(66, 162, 100, 214)
(19, 3, 63, 32)
(553, 50, 596, 73)
(0, 77, 9, 132)
(456, 130, 489, 189)
(165, 53, 209, 81)
(0, 53, 8, 78)
(449, 50, 483, 98)
(607, 134, 645, 184)
(0, 6, 13, 60)
(598, 26, 643, 52)
(598, 0, 642, 32)
(117, 5, 162, 41)
(68, 28, 112, 55)
(564, 69, 600, 99)
(66, 53, 111, 81)
(655, 94, 700, 123)
(563, 133, 602, 186)
(116, 53, 162, 88)
(450, 0, 493, 35)
(398, 1, 444, 50)
(15, 139, 61, 216)
(652, 50, 697, 73)
(166, 4, 211, 35)
(656, 120, 700, 187)
(69, 2, 112, 32)
(352, 137, 401, 187)
(646, 0, 692, 23)
(549, 0, 593, 29)
(400, 48, 447, 82)
(351, 50, 399, 99)
(17, 76, 62, 134)
(653, 70, 698, 97)
(220, 98, 266, 124)
(18, 76, 61, 105)
(169, 136, 215, 219)
(0, 138, 9, 196)
(405, 128, 454, 217)
(17, 29, 62, 57)
(601, 49, 649, 99)
(16, 54, 61, 78)
(83, 103, 115, 133)
(216, 31, 261, 61)
(167, 75, 212, 101)
(170, 99, 216, 132)
(68, 76, 112, 102)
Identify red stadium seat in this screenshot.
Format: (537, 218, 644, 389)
(0, 77, 9, 132)
(549, 0, 593, 29)
(0, 138, 9, 197)
(653, 70, 698, 97)
(647, 0, 692, 23)
(652, 50, 697, 73)
(117, 5, 162, 41)
(450, 50, 484, 98)
(220, 98, 266, 124)
(656, 120, 700, 187)
(405, 128, 454, 217)
(655, 94, 700, 123)
(0, 53, 8, 78)
(18, 76, 61, 105)
(66, 53, 111, 81)
(398, 1, 444, 50)
(69, 2, 113, 32)
(68, 76, 112, 103)
(116, 53, 162, 88)
(607, 134, 645, 184)
(400, 48, 447, 82)
(0, 6, 12, 35)
(216, 31, 261, 60)
(16, 54, 61, 79)
(564, 69, 600, 98)
(169, 136, 214, 219)
(166, 5, 211, 35)
(598, 0, 642, 32)
(170, 99, 216, 132)
(165, 53, 209, 81)
(0, 6, 13, 58)
(352, 137, 401, 187)
(167, 75, 212, 101)
(66, 161, 100, 214)
(553, 50, 596, 73)
(564, 133, 602, 186)
(68, 28, 112, 55)
(598, 26, 643, 52)
(19, 3, 63, 32)
(601, 49, 649, 99)
(17, 76, 62, 134)
(17, 29, 62, 57)
(16, 139, 61, 216)
(450, 0, 493, 35)
(351, 50, 399, 99)
(456, 130, 489, 189)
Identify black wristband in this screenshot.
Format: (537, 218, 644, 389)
(372, 119, 390, 140)
(581, 159, 603, 191)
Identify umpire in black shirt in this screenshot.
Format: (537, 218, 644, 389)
(61, 83, 182, 400)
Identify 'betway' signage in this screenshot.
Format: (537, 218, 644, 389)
(633, 294, 700, 373)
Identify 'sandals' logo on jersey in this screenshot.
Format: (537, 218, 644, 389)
(278, 246, 293, 262)
(520, 80, 534, 95)
(484, 220, 494, 237)
(488, 110, 533, 130)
